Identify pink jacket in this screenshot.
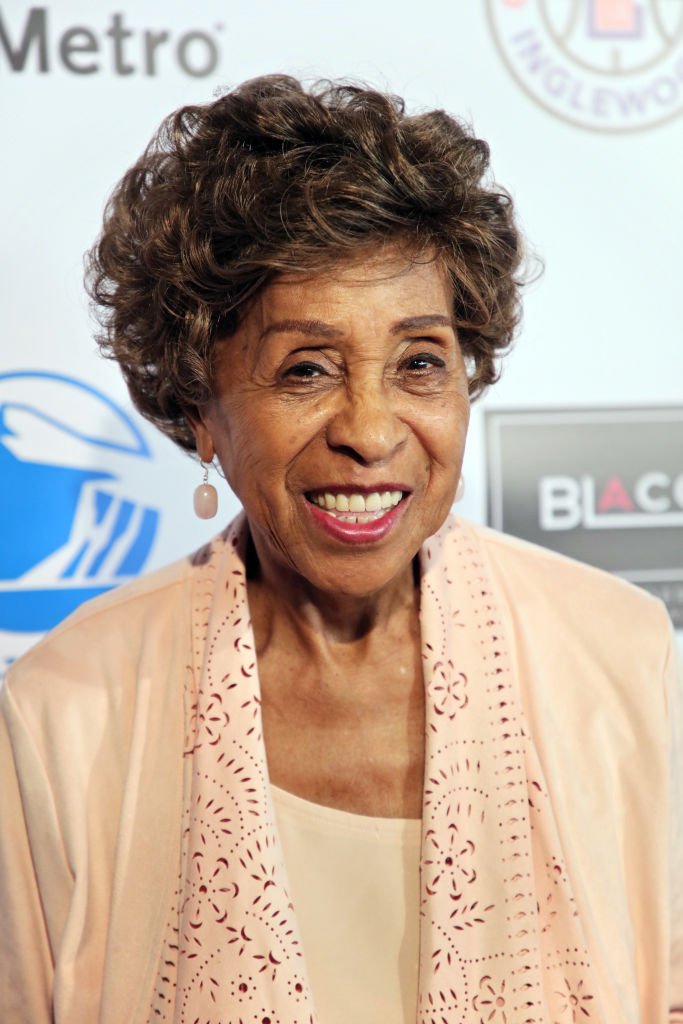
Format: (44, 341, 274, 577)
(1, 516, 681, 1023)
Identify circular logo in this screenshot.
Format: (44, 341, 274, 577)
(486, 0, 683, 132)
(0, 371, 159, 635)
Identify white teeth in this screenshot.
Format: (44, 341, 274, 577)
(309, 490, 404, 513)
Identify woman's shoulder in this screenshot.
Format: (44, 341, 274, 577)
(6, 556, 188, 677)
(444, 519, 681, 756)
(463, 516, 663, 605)
(451, 516, 673, 661)
(2, 529, 229, 721)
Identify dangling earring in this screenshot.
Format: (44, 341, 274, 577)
(454, 476, 465, 502)
(194, 461, 218, 519)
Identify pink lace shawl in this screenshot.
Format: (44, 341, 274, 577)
(148, 514, 604, 1023)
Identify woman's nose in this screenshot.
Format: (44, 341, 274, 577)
(325, 384, 407, 466)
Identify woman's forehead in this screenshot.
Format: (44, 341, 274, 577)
(252, 253, 452, 321)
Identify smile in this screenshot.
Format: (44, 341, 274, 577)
(304, 487, 410, 543)
(306, 489, 403, 521)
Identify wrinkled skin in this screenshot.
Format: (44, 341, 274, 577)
(191, 247, 470, 608)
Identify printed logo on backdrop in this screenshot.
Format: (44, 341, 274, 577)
(486, 0, 683, 132)
(486, 407, 683, 627)
(0, 371, 159, 640)
(0, 7, 222, 76)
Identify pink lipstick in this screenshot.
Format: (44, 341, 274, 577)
(304, 490, 410, 544)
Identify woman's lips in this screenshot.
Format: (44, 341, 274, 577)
(303, 488, 410, 544)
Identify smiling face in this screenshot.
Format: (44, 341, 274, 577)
(192, 247, 470, 599)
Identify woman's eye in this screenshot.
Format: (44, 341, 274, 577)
(403, 352, 446, 372)
(283, 361, 325, 380)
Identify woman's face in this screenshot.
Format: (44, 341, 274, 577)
(193, 247, 470, 598)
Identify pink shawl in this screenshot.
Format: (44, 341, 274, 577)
(149, 513, 604, 1023)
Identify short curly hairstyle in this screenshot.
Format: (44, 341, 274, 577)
(86, 74, 526, 452)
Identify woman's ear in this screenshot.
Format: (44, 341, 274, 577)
(185, 409, 215, 464)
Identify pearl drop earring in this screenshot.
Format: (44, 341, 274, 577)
(194, 461, 218, 519)
(454, 476, 465, 503)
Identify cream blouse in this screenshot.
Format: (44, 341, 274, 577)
(271, 785, 421, 1024)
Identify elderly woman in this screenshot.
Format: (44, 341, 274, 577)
(1, 76, 681, 1024)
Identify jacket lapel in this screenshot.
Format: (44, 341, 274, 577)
(99, 586, 188, 1024)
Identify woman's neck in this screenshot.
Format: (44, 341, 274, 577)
(245, 529, 426, 818)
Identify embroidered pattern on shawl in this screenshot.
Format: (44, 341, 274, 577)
(148, 515, 603, 1023)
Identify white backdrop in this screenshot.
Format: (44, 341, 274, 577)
(2, 0, 682, 671)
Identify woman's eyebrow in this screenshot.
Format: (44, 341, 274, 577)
(390, 314, 455, 334)
(258, 314, 455, 344)
(259, 319, 343, 342)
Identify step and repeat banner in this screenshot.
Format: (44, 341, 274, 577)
(2, 0, 682, 671)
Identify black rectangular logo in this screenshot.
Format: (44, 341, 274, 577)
(486, 407, 683, 628)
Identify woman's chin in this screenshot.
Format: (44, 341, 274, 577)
(286, 545, 419, 603)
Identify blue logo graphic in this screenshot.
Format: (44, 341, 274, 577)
(0, 371, 160, 632)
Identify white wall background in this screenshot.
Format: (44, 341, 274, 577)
(2, 0, 682, 669)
